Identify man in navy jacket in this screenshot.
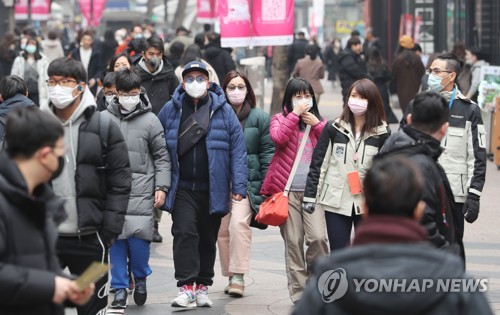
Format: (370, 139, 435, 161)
(158, 61, 247, 309)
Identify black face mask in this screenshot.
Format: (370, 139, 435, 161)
(51, 156, 65, 180)
(147, 57, 160, 69)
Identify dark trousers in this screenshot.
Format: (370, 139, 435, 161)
(57, 233, 108, 315)
(452, 201, 466, 264)
(325, 208, 362, 251)
(171, 188, 222, 287)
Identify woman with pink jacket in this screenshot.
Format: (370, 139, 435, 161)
(261, 78, 329, 303)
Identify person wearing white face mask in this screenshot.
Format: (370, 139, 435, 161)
(157, 61, 248, 309)
(303, 78, 390, 252)
(41, 57, 131, 315)
(260, 78, 328, 303)
(401, 53, 486, 252)
(217, 71, 275, 297)
(11, 37, 48, 108)
(101, 68, 171, 309)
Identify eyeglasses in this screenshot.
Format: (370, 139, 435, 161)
(104, 92, 117, 97)
(293, 94, 312, 101)
(46, 79, 78, 87)
(184, 75, 207, 84)
(227, 85, 247, 91)
(426, 68, 453, 75)
(117, 92, 140, 98)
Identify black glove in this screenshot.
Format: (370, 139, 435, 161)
(302, 202, 316, 214)
(463, 193, 480, 223)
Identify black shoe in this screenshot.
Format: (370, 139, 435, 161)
(111, 288, 128, 309)
(152, 229, 163, 243)
(134, 278, 147, 306)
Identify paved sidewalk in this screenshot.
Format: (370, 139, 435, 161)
(66, 80, 500, 314)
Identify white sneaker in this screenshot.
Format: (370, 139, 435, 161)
(171, 285, 196, 308)
(195, 284, 213, 307)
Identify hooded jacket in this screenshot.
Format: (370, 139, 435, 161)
(42, 87, 131, 242)
(157, 83, 248, 215)
(0, 151, 66, 315)
(293, 216, 493, 315)
(0, 93, 35, 138)
(260, 112, 326, 196)
(133, 56, 179, 115)
(379, 126, 462, 253)
(203, 46, 235, 84)
(401, 88, 486, 203)
(102, 94, 171, 241)
(303, 119, 389, 216)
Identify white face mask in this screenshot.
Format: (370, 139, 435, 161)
(105, 95, 115, 104)
(292, 98, 313, 110)
(48, 85, 79, 109)
(119, 95, 140, 112)
(185, 81, 208, 99)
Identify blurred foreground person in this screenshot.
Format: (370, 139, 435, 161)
(294, 156, 493, 315)
(380, 92, 464, 259)
(0, 107, 94, 315)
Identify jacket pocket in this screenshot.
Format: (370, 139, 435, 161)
(447, 172, 468, 198)
(319, 181, 344, 208)
(444, 127, 466, 159)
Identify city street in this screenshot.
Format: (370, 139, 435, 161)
(67, 80, 500, 315)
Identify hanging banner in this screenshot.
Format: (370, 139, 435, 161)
(405, 14, 413, 36)
(197, 0, 219, 23)
(79, 0, 107, 27)
(220, 0, 253, 47)
(220, 0, 294, 48)
(15, 0, 50, 21)
(251, 0, 294, 46)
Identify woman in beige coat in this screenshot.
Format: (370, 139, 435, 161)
(292, 45, 325, 103)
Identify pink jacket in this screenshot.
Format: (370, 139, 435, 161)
(260, 112, 326, 196)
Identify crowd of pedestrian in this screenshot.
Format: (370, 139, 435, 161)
(0, 21, 494, 315)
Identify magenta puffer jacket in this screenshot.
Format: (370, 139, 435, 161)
(260, 112, 326, 196)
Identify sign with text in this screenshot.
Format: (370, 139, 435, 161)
(220, 0, 294, 48)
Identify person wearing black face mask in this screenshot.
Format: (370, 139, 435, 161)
(133, 36, 179, 116)
(0, 107, 95, 315)
(133, 35, 179, 243)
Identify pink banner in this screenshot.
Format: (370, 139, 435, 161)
(79, 0, 107, 27)
(15, 0, 50, 21)
(220, 0, 294, 47)
(405, 14, 413, 36)
(197, 0, 219, 24)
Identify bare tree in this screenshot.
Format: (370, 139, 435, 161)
(172, 0, 188, 30)
(270, 46, 288, 115)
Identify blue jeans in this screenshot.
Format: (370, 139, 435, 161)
(110, 237, 152, 288)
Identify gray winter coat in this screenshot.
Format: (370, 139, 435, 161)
(102, 95, 171, 240)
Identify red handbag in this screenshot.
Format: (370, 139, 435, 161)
(256, 125, 311, 226)
(256, 192, 289, 226)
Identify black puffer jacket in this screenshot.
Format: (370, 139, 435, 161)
(338, 49, 368, 97)
(134, 56, 180, 115)
(378, 126, 463, 256)
(74, 108, 131, 241)
(0, 93, 35, 138)
(0, 151, 66, 315)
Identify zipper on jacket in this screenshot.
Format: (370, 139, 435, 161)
(460, 175, 464, 194)
(178, 120, 196, 139)
(321, 184, 329, 202)
(361, 144, 366, 164)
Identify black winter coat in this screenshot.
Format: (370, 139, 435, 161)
(134, 56, 179, 115)
(70, 46, 103, 84)
(287, 38, 308, 75)
(338, 49, 368, 97)
(72, 108, 131, 241)
(378, 126, 462, 256)
(203, 46, 236, 85)
(0, 151, 66, 315)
